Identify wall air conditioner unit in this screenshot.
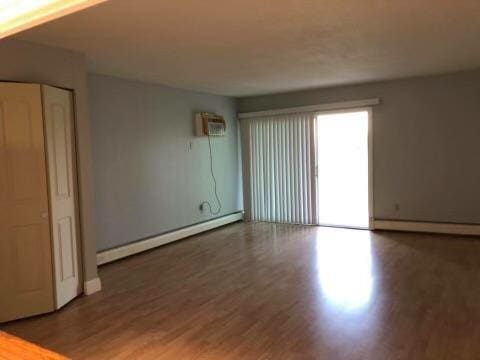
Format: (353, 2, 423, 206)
(195, 112, 226, 137)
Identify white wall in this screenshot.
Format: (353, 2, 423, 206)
(88, 74, 242, 251)
(238, 70, 480, 225)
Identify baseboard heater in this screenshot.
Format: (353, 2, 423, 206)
(374, 219, 480, 237)
(97, 212, 244, 265)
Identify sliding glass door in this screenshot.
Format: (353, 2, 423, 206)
(243, 107, 372, 228)
(315, 110, 371, 229)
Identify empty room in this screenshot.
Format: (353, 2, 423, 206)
(1, 1, 480, 359)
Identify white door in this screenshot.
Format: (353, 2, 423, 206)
(42, 85, 82, 309)
(315, 109, 371, 229)
(0, 83, 55, 322)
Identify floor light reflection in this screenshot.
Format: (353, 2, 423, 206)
(315, 228, 374, 311)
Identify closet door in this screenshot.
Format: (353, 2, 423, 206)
(0, 83, 55, 322)
(42, 85, 82, 309)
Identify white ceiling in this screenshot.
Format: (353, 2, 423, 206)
(14, 0, 480, 97)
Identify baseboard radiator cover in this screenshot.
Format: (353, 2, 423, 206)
(374, 219, 480, 236)
(97, 212, 244, 265)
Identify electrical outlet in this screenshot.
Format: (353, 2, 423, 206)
(394, 203, 400, 212)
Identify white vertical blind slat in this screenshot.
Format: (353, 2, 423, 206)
(294, 117, 300, 222)
(305, 119, 312, 221)
(273, 121, 279, 220)
(280, 119, 286, 223)
(287, 119, 294, 223)
(299, 118, 305, 223)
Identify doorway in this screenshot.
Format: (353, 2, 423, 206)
(315, 109, 372, 229)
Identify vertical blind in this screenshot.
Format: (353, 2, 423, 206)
(247, 113, 316, 224)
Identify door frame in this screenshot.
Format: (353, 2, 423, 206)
(313, 107, 374, 230)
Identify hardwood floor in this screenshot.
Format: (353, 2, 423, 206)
(2, 222, 480, 359)
(0, 331, 66, 359)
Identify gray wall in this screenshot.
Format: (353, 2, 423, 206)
(88, 74, 242, 251)
(238, 70, 480, 225)
(0, 39, 99, 283)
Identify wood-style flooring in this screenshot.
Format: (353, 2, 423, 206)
(2, 222, 480, 360)
(0, 331, 66, 360)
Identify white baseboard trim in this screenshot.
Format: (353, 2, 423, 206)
(374, 220, 480, 236)
(84, 277, 102, 295)
(97, 212, 244, 266)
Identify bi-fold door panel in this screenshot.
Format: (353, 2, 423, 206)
(0, 83, 55, 323)
(42, 85, 82, 309)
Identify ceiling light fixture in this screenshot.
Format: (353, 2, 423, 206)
(0, 0, 108, 39)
